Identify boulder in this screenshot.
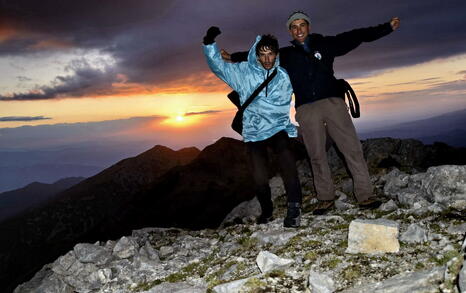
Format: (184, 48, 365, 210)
(250, 230, 298, 246)
(212, 276, 258, 293)
(400, 223, 428, 243)
(346, 219, 399, 254)
(256, 251, 294, 273)
(421, 165, 466, 210)
(113, 236, 139, 259)
(73, 243, 112, 265)
(308, 270, 335, 293)
(341, 266, 445, 293)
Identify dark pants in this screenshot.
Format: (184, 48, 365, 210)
(295, 97, 372, 202)
(246, 131, 302, 214)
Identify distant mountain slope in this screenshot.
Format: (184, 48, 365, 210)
(360, 108, 466, 147)
(0, 140, 157, 192)
(1, 137, 465, 293)
(0, 164, 100, 193)
(0, 177, 84, 222)
(0, 144, 200, 293)
(418, 129, 466, 146)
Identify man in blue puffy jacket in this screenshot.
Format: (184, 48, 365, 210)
(203, 27, 302, 227)
(224, 12, 401, 215)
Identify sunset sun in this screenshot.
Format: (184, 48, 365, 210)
(160, 113, 197, 127)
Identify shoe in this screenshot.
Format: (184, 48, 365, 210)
(358, 197, 383, 209)
(257, 200, 273, 224)
(312, 200, 335, 215)
(257, 213, 274, 224)
(284, 202, 301, 228)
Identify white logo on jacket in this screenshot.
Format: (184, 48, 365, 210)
(314, 51, 322, 60)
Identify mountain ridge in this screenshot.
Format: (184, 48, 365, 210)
(0, 177, 85, 222)
(360, 108, 466, 147)
(1, 137, 465, 292)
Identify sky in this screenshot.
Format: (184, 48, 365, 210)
(1, 0, 466, 150)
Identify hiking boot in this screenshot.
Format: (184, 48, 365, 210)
(312, 200, 335, 215)
(284, 202, 301, 228)
(358, 196, 383, 209)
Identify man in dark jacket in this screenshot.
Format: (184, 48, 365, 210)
(223, 12, 400, 214)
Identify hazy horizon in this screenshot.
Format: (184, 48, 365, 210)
(1, 106, 465, 152)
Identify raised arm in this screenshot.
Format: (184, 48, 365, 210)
(219, 49, 248, 63)
(202, 27, 244, 90)
(328, 17, 400, 57)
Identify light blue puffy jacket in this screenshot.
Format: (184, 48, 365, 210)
(203, 35, 297, 142)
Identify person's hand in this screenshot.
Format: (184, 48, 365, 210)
(203, 26, 221, 45)
(220, 49, 232, 62)
(390, 17, 400, 30)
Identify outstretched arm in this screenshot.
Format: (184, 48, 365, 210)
(329, 17, 401, 56)
(202, 27, 243, 90)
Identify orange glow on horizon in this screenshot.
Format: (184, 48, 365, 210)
(0, 27, 18, 42)
(2, 54, 465, 130)
(0, 26, 75, 50)
(30, 39, 74, 50)
(98, 71, 229, 98)
(160, 113, 202, 128)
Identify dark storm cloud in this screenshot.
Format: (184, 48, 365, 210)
(0, 38, 40, 55)
(0, 59, 118, 101)
(0, 116, 51, 122)
(1, 0, 466, 99)
(0, 0, 175, 52)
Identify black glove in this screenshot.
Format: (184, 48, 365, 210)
(203, 26, 221, 45)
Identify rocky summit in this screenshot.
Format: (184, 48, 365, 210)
(15, 163, 466, 293)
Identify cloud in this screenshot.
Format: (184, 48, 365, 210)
(0, 116, 51, 122)
(16, 76, 32, 82)
(363, 78, 466, 106)
(0, 57, 119, 101)
(1, 0, 466, 99)
(0, 0, 175, 55)
(458, 70, 466, 79)
(388, 77, 442, 87)
(185, 110, 222, 116)
(0, 115, 228, 150)
(153, 72, 229, 94)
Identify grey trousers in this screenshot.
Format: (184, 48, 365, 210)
(295, 97, 372, 202)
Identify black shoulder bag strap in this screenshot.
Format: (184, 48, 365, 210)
(309, 53, 360, 118)
(339, 79, 360, 118)
(230, 68, 278, 134)
(241, 68, 278, 111)
(227, 68, 278, 110)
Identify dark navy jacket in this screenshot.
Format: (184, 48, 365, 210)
(231, 22, 393, 108)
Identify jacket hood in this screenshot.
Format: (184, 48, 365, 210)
(248, 35, 280, 71)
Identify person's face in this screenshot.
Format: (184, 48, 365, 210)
(289, 19, 310, 43)
(257, 47, 277, 70)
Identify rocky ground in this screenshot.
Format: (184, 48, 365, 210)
(15, 163, 466, 293)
